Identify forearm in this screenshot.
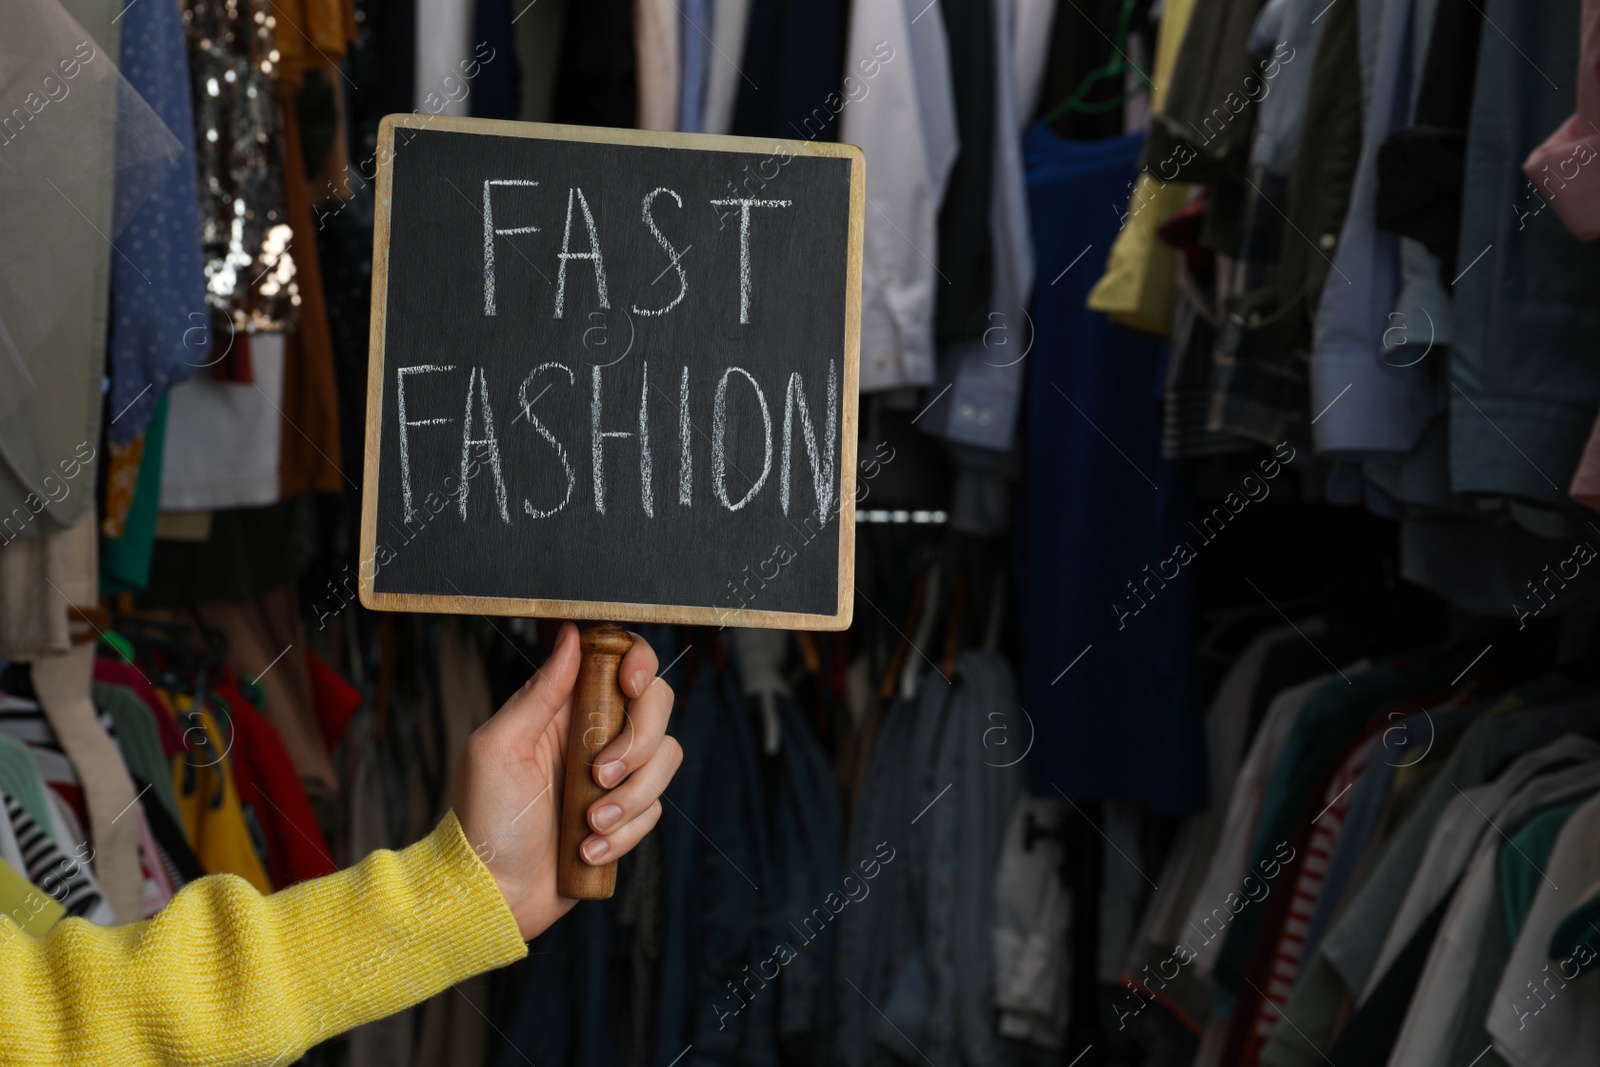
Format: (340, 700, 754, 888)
(0, 812, 527, 1067)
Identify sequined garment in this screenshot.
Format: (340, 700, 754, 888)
(182, 0, 300, 332)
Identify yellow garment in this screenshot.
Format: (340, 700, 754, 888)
(167, 694, 273, 894)
(0, 812, 526, 1066)
(1086, 0, 1199, 335)
(272, 0, 350, 91)
(1392, 689, 1526, 796)
(0, 862, 65, 938)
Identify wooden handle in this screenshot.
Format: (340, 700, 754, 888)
(558, 623, 633, 899)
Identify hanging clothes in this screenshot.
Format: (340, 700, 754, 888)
(1206, 0, 1358, 447)
(1521, 0, 1600, 243)
(550, 0, 637, 125)
(655, 662, 778, 1065)
(702, 0, 752, 134)
(471, 0, 523, 119)
(415, 0, 473, 116)
(1, 794, 112, 923)
(635, 0, 680, 130)
(933, 0, 1036, 454)
(730, 0, 850, 143)
(1485, 790, 1600, 1066)
(213, 674, 338, 886)
(166, 692, 274, 894)
(193, 584, 339, 800)
(93, 682, 183, 826)
(1385, 754, 1600, 1067)
(1308, 0, 1436, 464)
(105, 0, 208, 443)
(0, 732, 59, 840)
(1261, 694, 1600, 1067)
(1124, 625, 1319, 1029)
(837, 650, 1024, 1067)
(993, 795, 1070, 1048)
(183, 0, 300, 332)
(100, 396, 171, 594)
(1086, 0, 1198, 335)
(1449, 0, 1600, 517)
(840, 0, 959, 391)
(677, 0, 711, 131)
(0, 0, 119, 542)
(1019, 124, 1200, 814)
(23, 510, 145, 924)
(158, 334, 287, 510)
(277, 89, 348, 500)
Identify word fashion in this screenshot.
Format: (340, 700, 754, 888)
(391, 359, 840, 524)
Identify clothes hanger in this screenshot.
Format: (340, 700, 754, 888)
(79, 604, 136, 664)
(184, 610, 236, 731)
(111, 614, 197, 691)
(878, 563, 931, 704)
(1193, 604, 1286, 663)
(1039, 0, 1152, 125)
(898, 558, 943, 702)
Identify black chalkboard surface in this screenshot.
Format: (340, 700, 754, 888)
(359, 116, 863, 629)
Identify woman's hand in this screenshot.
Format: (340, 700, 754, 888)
(453, 622, 681, 940)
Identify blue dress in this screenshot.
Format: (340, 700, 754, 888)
(107, 0, 208, 442)
(1020, 123, 1204, 815)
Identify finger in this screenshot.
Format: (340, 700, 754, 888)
(617, 631, 661, 698)
(593, 673, 673, 788)
(589, 736, 682, 833)
(580, 799, 663, 865)
(480, 622, 580, 745)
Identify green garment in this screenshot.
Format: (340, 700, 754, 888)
(93, 682, 181, 826)
(0, 733, 56, 843)
(1550, 879, 1600, 975)
(101, 394, 169, 594)
(1501, 799, 1584, 943)
(1442, 800, 1580, 1067)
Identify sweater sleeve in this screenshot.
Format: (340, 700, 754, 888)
(0, 811, 528, 1066)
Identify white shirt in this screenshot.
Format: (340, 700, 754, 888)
(635, 0, 681, 131)
(160, 333, 286, 509)
(1013, 0, 1056, 120)
(840, 0, 959, 391)
(415, 0, 474, 116)
(1129, 625, 1299, 967)
(702, 0, 752, 134)
(1184, 666, 1347, 978)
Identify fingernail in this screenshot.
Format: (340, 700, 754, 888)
(597, 760, 625, 788)
(582, 837, 609, 863)
(630, 668, 649, 695)
(592, 804, 622, 831)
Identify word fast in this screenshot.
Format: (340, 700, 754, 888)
(482, 182, 791, 325)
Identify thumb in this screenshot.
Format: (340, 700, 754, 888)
(484, 621, 581, 746)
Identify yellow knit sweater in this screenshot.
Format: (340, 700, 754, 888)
(0, 812, 528, 1066)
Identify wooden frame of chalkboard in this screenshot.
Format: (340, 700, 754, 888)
(359, 114, 863, 630)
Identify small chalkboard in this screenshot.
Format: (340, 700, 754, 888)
(359, 115, 863, 629)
